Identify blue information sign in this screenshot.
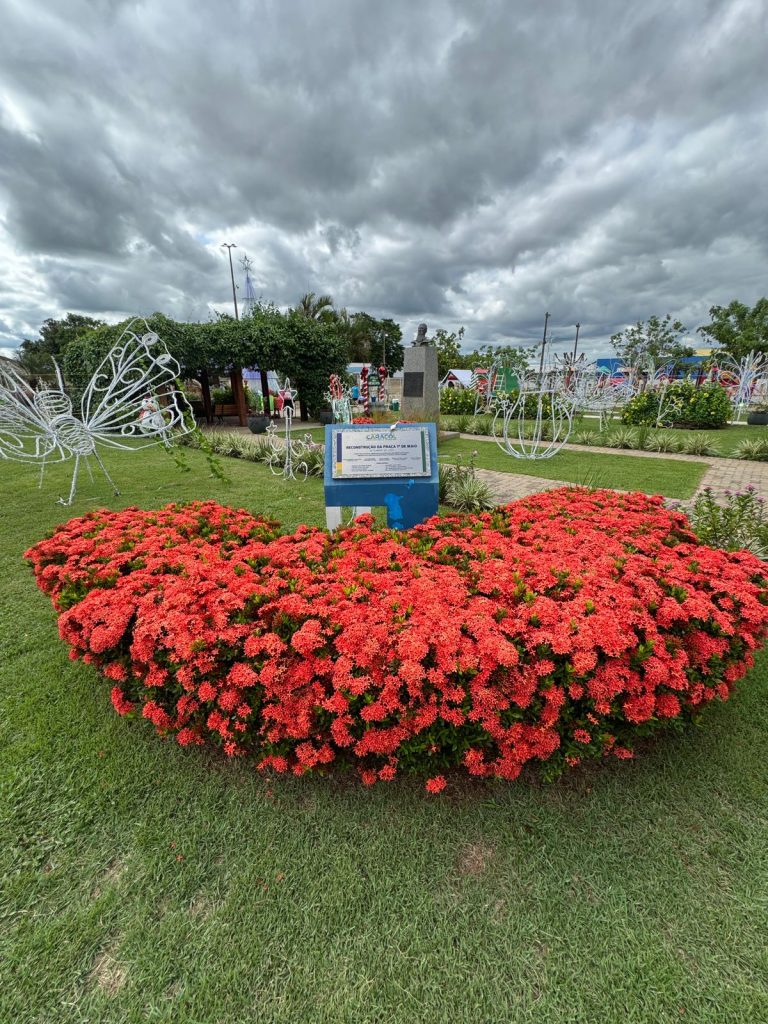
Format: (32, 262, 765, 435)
(324, 423, 439, 529)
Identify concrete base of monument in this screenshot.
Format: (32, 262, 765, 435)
(400, 345, 439, 421)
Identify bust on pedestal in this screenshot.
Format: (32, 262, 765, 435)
(401, 323, 439, 421)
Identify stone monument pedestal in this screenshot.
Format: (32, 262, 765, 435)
(400, 345, 439, 421)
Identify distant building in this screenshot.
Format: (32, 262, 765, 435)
(439, 369, 474, 389)
(594, 354, 714, 381)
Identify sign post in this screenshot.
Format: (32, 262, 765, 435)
(324, 423, 439, 529)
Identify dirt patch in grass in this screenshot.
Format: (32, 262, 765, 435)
(90, 856, 126, 899)
(456, 841, 495, 876)
(188, 893, 221, 920)
(88, 940, 127, 996)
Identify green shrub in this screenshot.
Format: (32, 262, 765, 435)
(301, 446, 326, 477)
(439, 388, 477, 414)
(621, 383, 731, 429)
(212, 383, 259, 410)
(603, 427, 639, 449)
(680, 436, 720, 457)
(468, 416, 493, 436)
(447, 473, 495, 512)
(645, 431, 682, 453)
(733, 438, 768, 461)
(686, 486, 768, 557)
(440, 452, 495, 512)
(571, 431, 599, 446)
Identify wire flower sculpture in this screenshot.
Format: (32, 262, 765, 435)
(714, 352, 768, 421)
(263, 379, 320, 480)
(328, 374, 352, 424)
(0, 318, 194, 505)
(492, 369, 580, 460)
(492, 314, 581, 460)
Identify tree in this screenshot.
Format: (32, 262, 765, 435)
(263, 311, 349, 418)
(63, 306, 348, 422)
(295, 292, 336, 322)
(610, 314, 692, 369)
(372, 318, 404, 374)
(336, 312, 404, 372)
(15, 313, 106, 376)
(468, 343, 534, 376)
(433, 327, 467, 380)
(698, 299, 768, 360)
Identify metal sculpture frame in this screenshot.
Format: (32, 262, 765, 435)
(715, 352, 768, 422)
(0, 318, 194, 505)
(328, 374, 352, 424)
(262, 379, 321, 480)
(492, 313, 581, 461)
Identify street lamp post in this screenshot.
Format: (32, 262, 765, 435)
(221, 243, 239, 320)
(221, 242, 247, 426)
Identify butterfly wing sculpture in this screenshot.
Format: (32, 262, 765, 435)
(0, 319, 194, 505)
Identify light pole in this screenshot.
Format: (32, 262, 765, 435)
(538, 312, 550, 378)
(221, 242, 247, 425)
(221, 243, 239, 320)
(571, 322, 581, 364)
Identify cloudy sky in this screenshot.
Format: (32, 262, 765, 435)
(1, 0, 766, 360)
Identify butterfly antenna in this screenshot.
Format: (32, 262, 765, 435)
(51, 358, 65, 393)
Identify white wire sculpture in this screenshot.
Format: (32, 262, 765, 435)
(263, 379, 320, 480)
(492, 314, 582, 460)
(568, 362, 636, 430)
(0, 318, 194, 505)
(493, 369, 580, 459)
(328, 374, 352, 424)
(714, 352, 768, 422)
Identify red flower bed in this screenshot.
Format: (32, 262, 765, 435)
(25, 491, 768, 788)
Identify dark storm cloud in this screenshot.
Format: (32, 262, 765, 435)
(0, 0, 766, 356)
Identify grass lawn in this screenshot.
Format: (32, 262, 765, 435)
(439, 437, 708, 499)
(580, 419, 768, 457)
(2, 448, 768, 1023)
(442, 414, 768, 458)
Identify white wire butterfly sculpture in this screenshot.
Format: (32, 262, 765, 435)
(0, 319, 194, 505)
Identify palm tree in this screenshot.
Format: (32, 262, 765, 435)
(296, 292, 335, 321)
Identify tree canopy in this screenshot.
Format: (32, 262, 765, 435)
(15, 313, 106, 376)
(433, 327, 532, 379)
(293, 294, 405, 374)
(698, 299, 768, 360)
(610, 314, 693, 369)
(62, 306, 348, 417)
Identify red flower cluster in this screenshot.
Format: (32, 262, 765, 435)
(25, 491, 768, 788)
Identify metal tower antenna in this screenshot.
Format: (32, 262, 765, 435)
(239, 252, 258, 316)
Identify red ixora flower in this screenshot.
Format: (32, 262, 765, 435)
(24, 489, 768, 789)
(425, 775, 447, 794)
